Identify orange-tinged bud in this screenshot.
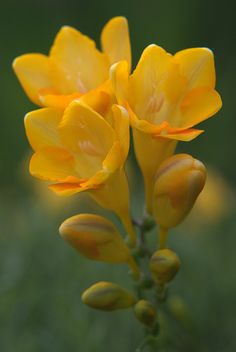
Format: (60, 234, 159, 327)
(149, 249, 181, 284)
(59, 214, 140, 278)
(134, 300, 156, 326)
(81, 281, 137, 311)
(153, 154, 206, 229)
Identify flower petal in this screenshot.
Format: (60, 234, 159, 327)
(30, 146, 78, 182)
(24, 108, 63, 151)
(59, 101, 116, 178)
(179, 87, 222, 128)
(59, 100, 115, 157)
(154, 128, 204, 141)
(174, 48, 216, 89)
(13, 54, 53, 106)
(110, 60, 129, 104)
(50, 26, 109, 94)
(102, 141, 122, 173)
(49, 168, 108, 196)
(111, 105, 130, 163)
(128, 104, 203, 141)
(39, 91, 82, 109)
(101, 16, 131, 71)
(129, 45, 173, 122)
(79, 80, 114, 117)
(49, 181, 93, 196)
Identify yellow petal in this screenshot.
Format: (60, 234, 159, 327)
(102, 141, 122, 173)
(101, 16, 131, 71)
(79, 80, 114, 117)
(49, 167, 109, 196)
(39, 91, 81, 109)
(156, 128, 204, 142)
(49, 181, 92, 196)
(24, 108, 63, 151)
(111, 105, 130, 163)
(59, 101, 115, 178)
(60, 101, 115, 156)
(30, 146, 78, 182)
(13, 54, 53, 106)
(179, 87, 222, 128)
(50, 26, 109, 94)
(110, 60, 129, 104)
(174, 48, 216, 89)
(129, 44, 174, 123)
(59, 213, 131, 263)
(128, 104, 203, 141)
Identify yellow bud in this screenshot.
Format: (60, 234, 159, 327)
(134, 300, 156, 326)
(153, 154, 206, 229)
(59, 214, 130, 263)
(59, 214, 140, 278)
(149, 249, 180, 284)
(82, 281, 137, 311)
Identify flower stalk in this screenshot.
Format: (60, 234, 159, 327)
(13, 15, 222, 350)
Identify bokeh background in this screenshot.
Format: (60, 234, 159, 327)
(0, 0, 235, 351)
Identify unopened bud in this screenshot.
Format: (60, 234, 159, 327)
(149, 249, 180, 284)
(59, 214, 131, 263)
(82, 281, 137, 311)
(134, 300, 156, 326)
(153, 154, 206, 229)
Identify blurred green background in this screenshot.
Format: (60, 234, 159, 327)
(0, 0, 235, 351)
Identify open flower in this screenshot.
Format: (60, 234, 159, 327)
(13, 17, 131, 110)
(24, 101, 136, 245)
(111, 45, 222, 213)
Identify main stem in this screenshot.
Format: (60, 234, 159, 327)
(133, 216, 161, 352)
(159, 227, 168, 249)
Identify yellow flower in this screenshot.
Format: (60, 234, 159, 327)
(153, 154, 206, 239)
(13, 17, 131, 110)
(59, 213, 140, 279)
(111, 45, 222, 213)
(82, 281, 137, 311)
(25, 100, 136, 246)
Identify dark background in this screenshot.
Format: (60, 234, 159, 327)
(0, 0, 235, 351)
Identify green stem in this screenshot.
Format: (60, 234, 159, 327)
(159, 227, 168, 249)
(127, 256, 141, 280)
(120, 211, 137, 247)
(136, 335, 158, 352)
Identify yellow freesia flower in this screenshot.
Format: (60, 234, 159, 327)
(24, 101, 136, 246)
(59, 213, 140, 278)
(13, 17, 131, 110)
(111, 45, 222, 213)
